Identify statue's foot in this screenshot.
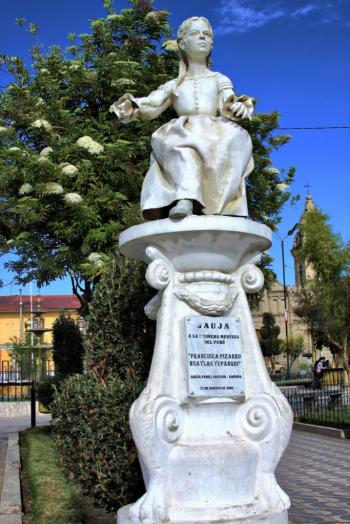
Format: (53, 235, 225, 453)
(169, 199, 193, 219)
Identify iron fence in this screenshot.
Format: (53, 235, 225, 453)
(274, 369, 350, 429)
(0, 360, 54, 401)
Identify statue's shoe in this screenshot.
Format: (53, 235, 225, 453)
(169, 199, 193, 219)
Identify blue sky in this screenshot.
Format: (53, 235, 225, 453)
(0, 0, 349, 296)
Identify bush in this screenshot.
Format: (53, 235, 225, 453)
(51, 254, 155, 509)
(52, 315, 84, 377)
(51, 374, 145, 510)
(37, 376, 62, 409)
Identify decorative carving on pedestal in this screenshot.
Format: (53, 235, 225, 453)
(239, 394, 279, 442)
(117, 217, 293, 524)
(174, 279, 238, 316)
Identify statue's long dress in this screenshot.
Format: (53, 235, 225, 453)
(133, 72, 254, 220)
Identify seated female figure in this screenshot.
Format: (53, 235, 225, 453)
(110, 16, 254, 220)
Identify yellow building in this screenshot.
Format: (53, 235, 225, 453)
(0, 294, 82, 373)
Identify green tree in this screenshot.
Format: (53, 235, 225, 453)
(9, 333, 50, 380)
(260, 312, 281, 372)
(0, 1, 177, 316)
(0, 1, 295, 316)
(294, 209, 350, 374)
(279, 335, 304, 372)
(52, 314, 84, 376)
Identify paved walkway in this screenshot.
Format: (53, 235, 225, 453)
(0, 433, 7, 495)
(277, 430, 350, 523)
(0, 414, 51, 496)
(0, 420, 349, 523)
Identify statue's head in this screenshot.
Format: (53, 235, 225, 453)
(177, 17, 213, 67)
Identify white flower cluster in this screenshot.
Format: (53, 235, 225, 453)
(163, 39, 178, 52)
(42, 182, 64, 195)
(8, 146, 21, 152)
(262, 167, 280, 175)
(0, 126, 8, 134)
(88, 252, 104, 268)
(31, 119, 52, 131)
(276, 183, 289, 192)
(40, 146, 53, 157)
(60, 163, 78, 175)
(64, 192, 82, 205)
(37, 156, 50, 164)
(19, 183, 34, 196)
(76, 136, 104, 155)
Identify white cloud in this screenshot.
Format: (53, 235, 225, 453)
(215, 1, 286, 34)
(291, 4, 317, 17)
(214, 0, 346, 35)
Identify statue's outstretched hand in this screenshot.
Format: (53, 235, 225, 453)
(230, 101, 250, 120)
(109, 94, 138, 124)
(223, 94, 253, 122)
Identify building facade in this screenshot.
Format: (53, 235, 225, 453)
(252, 195, 319, 370)
(0, 294, 81, 373)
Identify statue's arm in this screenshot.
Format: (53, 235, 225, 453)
(109, 81, 174, 123)
(217, 74, 254, 121)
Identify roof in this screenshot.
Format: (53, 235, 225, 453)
(0, 295, 80, 313)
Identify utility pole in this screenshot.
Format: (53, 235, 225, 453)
(281, 240, 289, 374)
(19, 288, 23, 340)
(275, 223, 299, 377)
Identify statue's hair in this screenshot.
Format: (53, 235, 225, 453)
(175, 17, 213, 94)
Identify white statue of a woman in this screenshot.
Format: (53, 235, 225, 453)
(110, 16, 254, 220)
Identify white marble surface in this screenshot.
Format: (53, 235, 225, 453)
(110, 17, 254, 220)
(117, 217, 292, 524)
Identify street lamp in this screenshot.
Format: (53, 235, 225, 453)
(274, 223, 298, 376)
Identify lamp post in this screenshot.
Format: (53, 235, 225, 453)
(275, 224, 298, 377)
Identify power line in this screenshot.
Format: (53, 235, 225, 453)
(278, 125, 350, 130)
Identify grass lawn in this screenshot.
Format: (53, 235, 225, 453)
(299, 408, 350, 429)
(20, 426, 86, 524)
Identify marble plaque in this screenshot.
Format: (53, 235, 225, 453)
(185, 316, 245, 397)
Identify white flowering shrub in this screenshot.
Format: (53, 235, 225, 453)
(64, 192, 82, 205)
(40, 146, 53, 157)
(76, 136, 104, 155)
(42, 182, 64, 195)
(19, 183, 34, 195)
(31, 119, 52, 130)
(60, 163, 78, 175)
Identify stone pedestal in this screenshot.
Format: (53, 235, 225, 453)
(118, 216, 292, 524)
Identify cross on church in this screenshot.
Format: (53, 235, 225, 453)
(304, 183, 312, 195)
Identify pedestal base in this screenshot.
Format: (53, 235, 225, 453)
(117, 217, 292, 524)
(117, 504, 288, 524)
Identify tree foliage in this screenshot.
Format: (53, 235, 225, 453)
(85, 252, 154, 382)
(52, 314, 84, 376)
(260, 312, 280, 371)
(9, 332, 50, 380)
(0, 0, 295, 315)
(0, 0, 177, 314)
(279, 335, 304, 371)
(294, 209, 350, 372)
(51, 253, 153, 509)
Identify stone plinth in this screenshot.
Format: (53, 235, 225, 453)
(118, 216, 292, 524)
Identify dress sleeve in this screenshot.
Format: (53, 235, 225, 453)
(217, 73, 234, 95)
(217, 73, 254, 120)
(109, 79, 175, 123)
(133, 79, 175, 120)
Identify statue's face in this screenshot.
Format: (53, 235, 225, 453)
(179, 20, 213, 60)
